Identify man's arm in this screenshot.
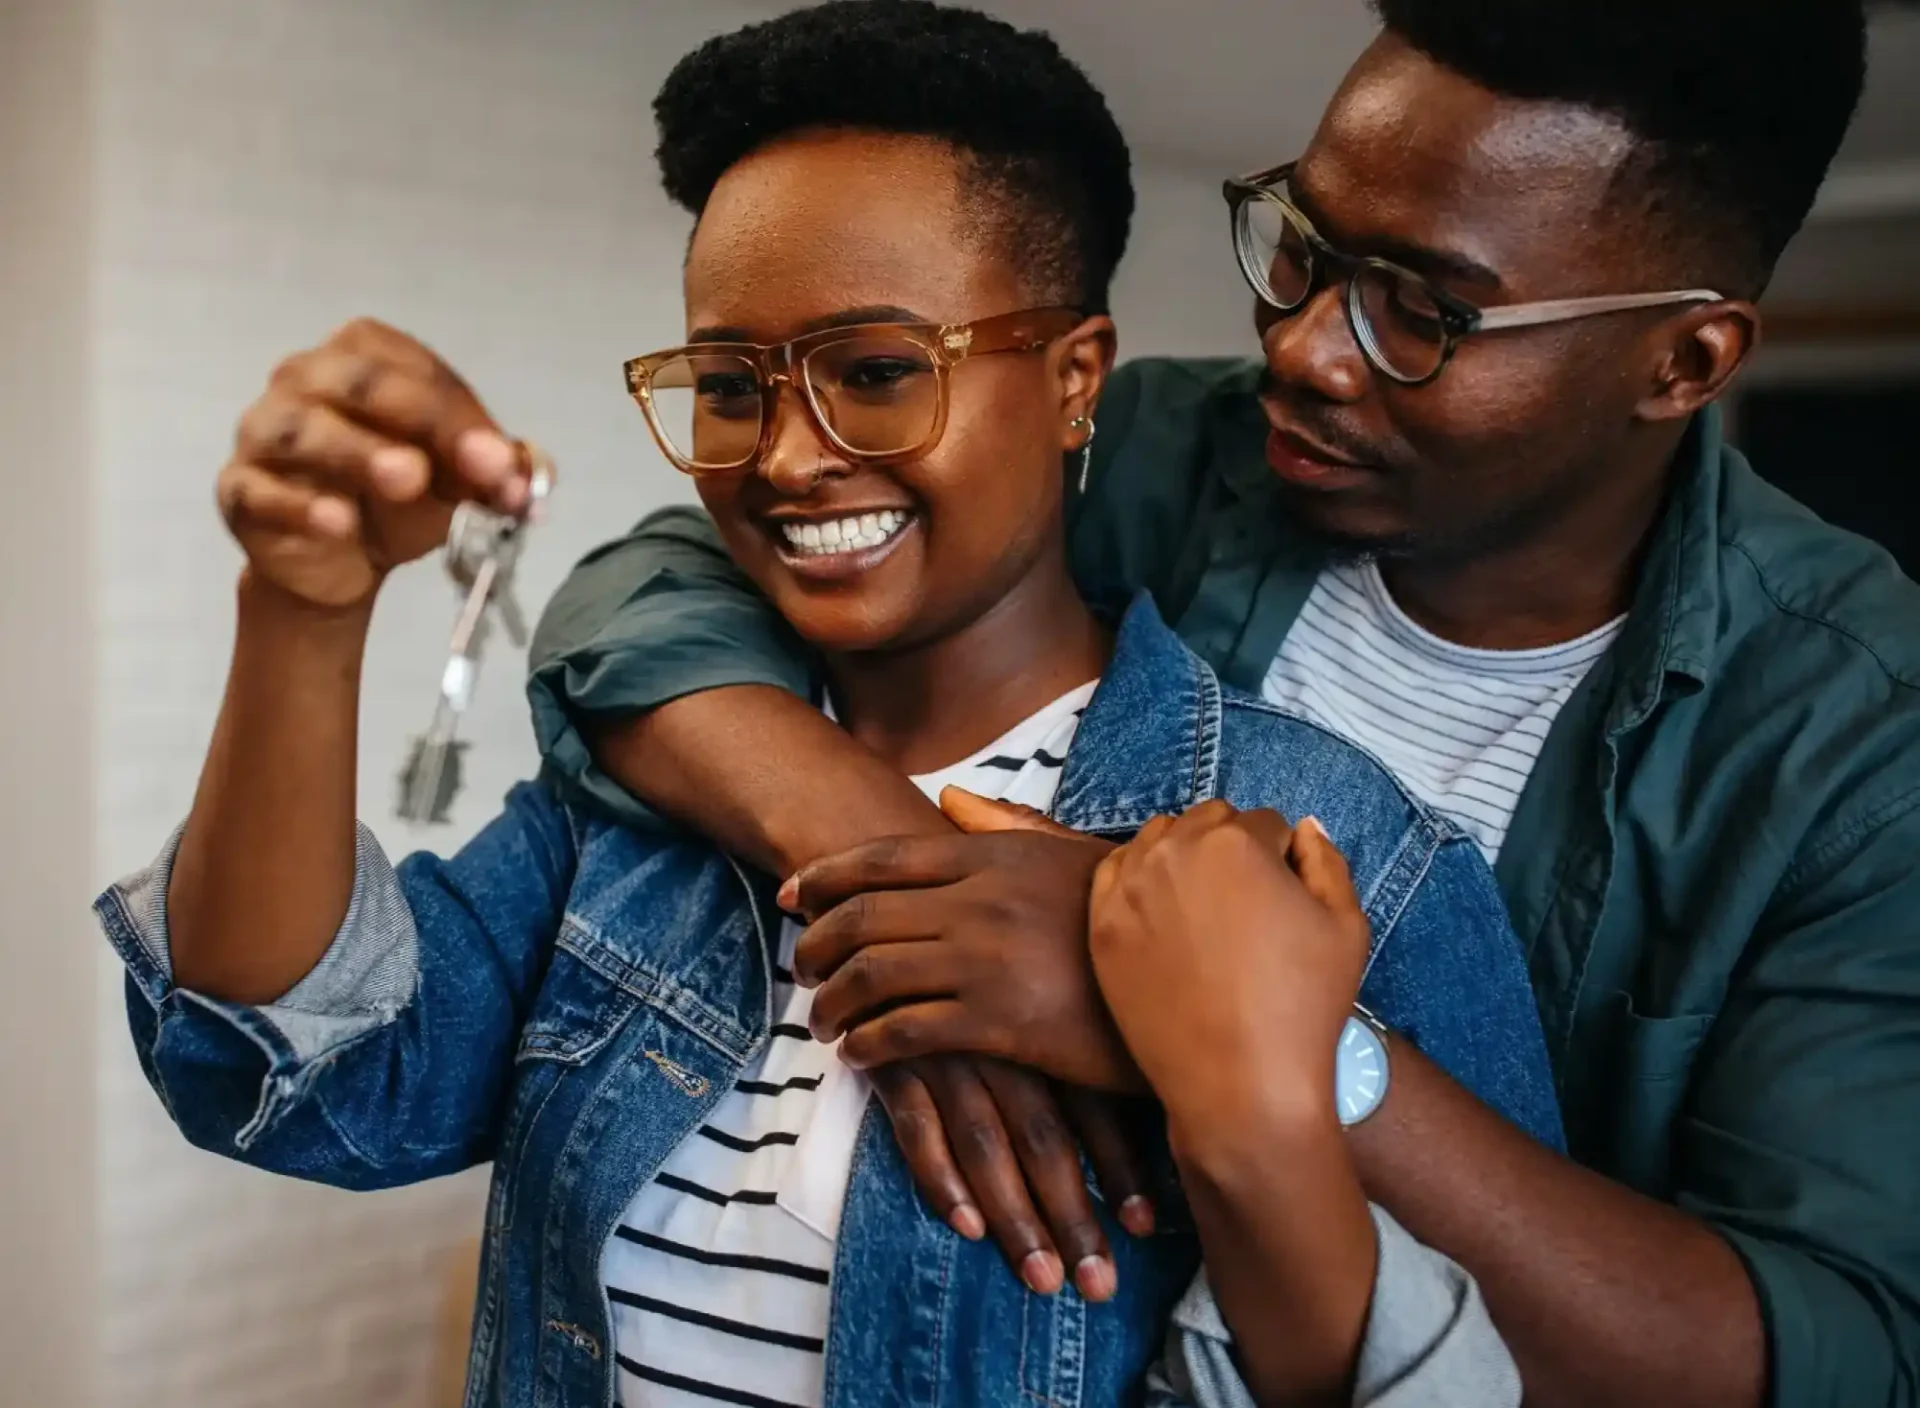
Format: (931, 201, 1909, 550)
(1348, 801, 1920, 1408)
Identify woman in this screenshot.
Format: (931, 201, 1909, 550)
(96, 5, 1558, 1405)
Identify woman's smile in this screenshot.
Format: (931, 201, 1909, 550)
(765, 505, 920, 581)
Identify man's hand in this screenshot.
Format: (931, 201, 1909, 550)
(786, 791, 1142, 1092)
(869, 1057, 1156, 1303)
(1090, 800, 1384, 1404)
(1089, 801, 1370, 1143)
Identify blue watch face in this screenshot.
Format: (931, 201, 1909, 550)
(1335, 1016, 1390, 1126)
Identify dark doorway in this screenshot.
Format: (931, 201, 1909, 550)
(1734, 383, 1920, 580)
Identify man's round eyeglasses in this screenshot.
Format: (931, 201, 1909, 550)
(1224, 162, 1724, 387)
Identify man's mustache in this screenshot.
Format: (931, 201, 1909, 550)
(1256, 368, 1390, 471)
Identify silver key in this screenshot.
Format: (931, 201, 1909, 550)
(398, 448, 554, 824)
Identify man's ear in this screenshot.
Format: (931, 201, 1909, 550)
(1057, 314, 1118, 441)
(1635, 300, 1759, 424)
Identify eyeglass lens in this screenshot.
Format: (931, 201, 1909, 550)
(645, 333, 944, 471)
(1236, 190, 1452, 382)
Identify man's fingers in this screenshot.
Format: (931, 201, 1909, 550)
(870, 1063, 984, 1241)
(838, 999, 984, 1070)
(1060, 1088, 1157, 1239)
(941, 787, 1076, 838)
(917, 1058, 1064, 1294)
(1166, 797, 1242, 841)
(793, 889, 936, 986)
(976, 1062, 1117, 1303)
(806, 941, 960, 1042)
(1234, 807, 1298, 865)
(1291, 816, 1369, 930)
(782, 834, 974, 919)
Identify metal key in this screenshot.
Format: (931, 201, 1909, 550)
(397, 447, 554, 824)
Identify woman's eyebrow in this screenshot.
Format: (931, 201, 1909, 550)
(685, 305, 930, 344)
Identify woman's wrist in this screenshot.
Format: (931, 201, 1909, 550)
(236, 567, 379, 649)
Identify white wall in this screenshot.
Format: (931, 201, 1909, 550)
(0, 4, 98, 1407)
(78, 3, 1254, 1407)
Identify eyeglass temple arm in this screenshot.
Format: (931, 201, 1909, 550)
(1470, 289, 1725, 332)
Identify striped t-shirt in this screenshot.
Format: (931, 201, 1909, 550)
(1261, 560, 1623, 863)
(600, 681, 1096, 1408)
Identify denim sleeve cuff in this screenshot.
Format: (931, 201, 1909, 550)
(1145, 1206, 1520, 1408)
(93, 820, 420, 1070)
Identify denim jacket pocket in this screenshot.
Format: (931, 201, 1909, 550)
(516, 917, 647, 1067)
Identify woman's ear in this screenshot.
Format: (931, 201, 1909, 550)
(1056, 314, 1118, 447)
(1635, 299, 1759, 425)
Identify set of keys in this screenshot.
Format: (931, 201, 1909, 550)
(397, 445, 555, 825)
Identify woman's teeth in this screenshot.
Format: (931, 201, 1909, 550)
(779, 510, 911, 556)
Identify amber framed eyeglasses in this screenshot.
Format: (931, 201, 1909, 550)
(1224, 162, 1725, 386)
(624, 306, 1086, 474)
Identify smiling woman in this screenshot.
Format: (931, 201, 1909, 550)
(94, 4, 1563, 1408)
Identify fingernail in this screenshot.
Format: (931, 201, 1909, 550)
(455, 428, 514, 485)
(1301, 816, 1327, 842)
(777, 876, 800, 912)
(950, 1205, 986, 1241)
(497, 474, 529, 514)
(307, 497, 357, 538)
(369, 446, 428, 498)
(1074, 1256, 1118, 1303)
(1021, 1251, 1064, 1296)
(1119, 1196, 1156, 1238)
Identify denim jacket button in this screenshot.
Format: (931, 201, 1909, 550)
(545, 1320, 601, 1359)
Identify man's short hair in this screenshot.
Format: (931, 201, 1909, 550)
(1374, 0, 1870, 295)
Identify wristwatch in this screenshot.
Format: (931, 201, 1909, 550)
(1335, 1004, 1392, 1127)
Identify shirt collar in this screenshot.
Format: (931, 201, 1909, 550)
(1601, 405, 1727, 736)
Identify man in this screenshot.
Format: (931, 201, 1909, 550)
(526, 1, 1920, 1403)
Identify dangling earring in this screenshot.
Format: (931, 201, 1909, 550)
(1070, 415, 1097, 495)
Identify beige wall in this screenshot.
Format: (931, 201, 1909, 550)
(0, 2, 98, 1407)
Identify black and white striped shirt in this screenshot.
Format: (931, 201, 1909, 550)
(1262, 561, 1622, 863)
(600, 683, 1095, 1408)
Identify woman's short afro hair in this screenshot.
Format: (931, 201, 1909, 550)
(655, 0, 1135, 314)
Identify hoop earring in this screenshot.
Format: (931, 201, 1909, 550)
(1070, 416, 1097, 495)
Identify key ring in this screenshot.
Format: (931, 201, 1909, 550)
(445, 439, 555, 586)
(397, 438, 557, 826)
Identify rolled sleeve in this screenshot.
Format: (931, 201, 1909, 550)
(1146, 1206, 1520, 1408)
(94, 820, 419, 1075)
(1675, 800, 1920, 1404)
(527, 506, 814, 830)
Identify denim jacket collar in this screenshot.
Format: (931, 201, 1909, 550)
(1052, 595, 1221, 835)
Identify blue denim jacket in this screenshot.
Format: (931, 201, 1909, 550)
(97, 597, 1562, 1408)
